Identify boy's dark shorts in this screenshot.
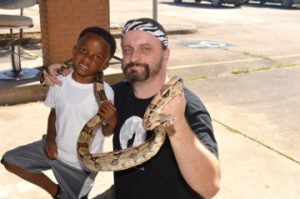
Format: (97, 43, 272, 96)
(1, 135, 95, 199)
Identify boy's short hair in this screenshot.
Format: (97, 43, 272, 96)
(78, 26, 116, 58)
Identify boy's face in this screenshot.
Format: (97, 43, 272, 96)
(72, 32, 111, 80)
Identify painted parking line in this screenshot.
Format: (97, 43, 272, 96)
(170, 53, 300, 70)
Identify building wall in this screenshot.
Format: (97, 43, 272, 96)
(39, 0, 109, 66)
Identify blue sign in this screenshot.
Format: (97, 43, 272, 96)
(177, 40, 232, 49)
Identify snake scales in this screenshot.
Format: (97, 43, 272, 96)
(41, 61, 184, 172)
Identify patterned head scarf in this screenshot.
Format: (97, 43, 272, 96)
(122, 18, 168, 48)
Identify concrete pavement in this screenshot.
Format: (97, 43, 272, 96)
(184, 67, 300, 198)
(1, 1, 300, 199)
(1, 70, 300, 198)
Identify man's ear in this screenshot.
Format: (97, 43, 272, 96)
(163, 48, 170, 63)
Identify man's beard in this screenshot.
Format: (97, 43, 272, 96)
(122, 61, 161, 83)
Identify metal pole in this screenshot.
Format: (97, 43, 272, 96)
(153, 0, 157, 21)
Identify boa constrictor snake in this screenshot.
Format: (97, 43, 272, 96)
(40, 61, 184, 172)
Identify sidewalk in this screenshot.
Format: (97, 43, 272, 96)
(1, 68, 300, 198)
(184, 69, 300, 198)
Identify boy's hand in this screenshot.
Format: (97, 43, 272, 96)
(44, 142, 58, 160)
(99, 101, 117, 136)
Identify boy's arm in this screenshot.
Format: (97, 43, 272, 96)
(44, 108, 58, 160)
(99, 101, 117, 136)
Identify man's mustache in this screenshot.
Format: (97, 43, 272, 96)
(124, 62, 148, 69)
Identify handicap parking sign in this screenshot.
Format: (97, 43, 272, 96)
(177, 40, 232, 49)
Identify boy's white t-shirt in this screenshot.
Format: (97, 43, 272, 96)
(44, 73, 114, 170)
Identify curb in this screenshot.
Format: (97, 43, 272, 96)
(0, 24, 197, 46)
(0, 73, 125, 106)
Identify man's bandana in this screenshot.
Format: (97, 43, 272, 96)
(122, 19, 168, 48)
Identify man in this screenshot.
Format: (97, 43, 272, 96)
(45, 18, 221, 199)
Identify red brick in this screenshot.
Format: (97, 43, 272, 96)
(39, 0, 109, 66)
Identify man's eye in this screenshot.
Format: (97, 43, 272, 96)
(142, 47, 150, 53)
(123, 48, 132, 55)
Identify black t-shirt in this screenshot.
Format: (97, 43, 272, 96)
(112, 81, 218, 199)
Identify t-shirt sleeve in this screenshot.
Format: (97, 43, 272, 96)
(44, 86, 56, 108)
(44, 76, 65, 108)
(184, 87, 219, 158)
(104, 82, 114, 104)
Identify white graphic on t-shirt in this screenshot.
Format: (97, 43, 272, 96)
(119, 116, 146, 149)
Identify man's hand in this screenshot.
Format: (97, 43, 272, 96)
(44, 141, 58, 160)
(159, 93, 186, 135)
(99, 101, 117, 136)
(42, 63, 72, 86)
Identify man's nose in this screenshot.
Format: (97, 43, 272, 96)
(128, 50, 140, 63)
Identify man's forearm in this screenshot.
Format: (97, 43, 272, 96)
(168, 119, 221, 198)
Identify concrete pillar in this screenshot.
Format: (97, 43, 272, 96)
(39, 0, 109, 66)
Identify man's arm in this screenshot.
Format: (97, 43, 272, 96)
(161, 94, 221, 199)
(44, 108, 58, 160)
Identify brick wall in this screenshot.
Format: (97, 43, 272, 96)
(39, 0, 109, 66)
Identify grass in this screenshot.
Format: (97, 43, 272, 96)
(231, 63, 299, 75)
(183, 75, 207, 82)
(231, 66, 272, 75)
(180, 62, 299, 82)
(276, 63, 298, 68)
(243, 52, 272, 60)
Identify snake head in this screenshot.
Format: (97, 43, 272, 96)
(143, 76, 183, 130)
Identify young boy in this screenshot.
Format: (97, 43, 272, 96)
(1, 26, 117, 199)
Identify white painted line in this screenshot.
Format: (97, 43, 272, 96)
(170, 54, 300, 70)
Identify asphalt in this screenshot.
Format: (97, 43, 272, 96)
(1, 3, 300, 199)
